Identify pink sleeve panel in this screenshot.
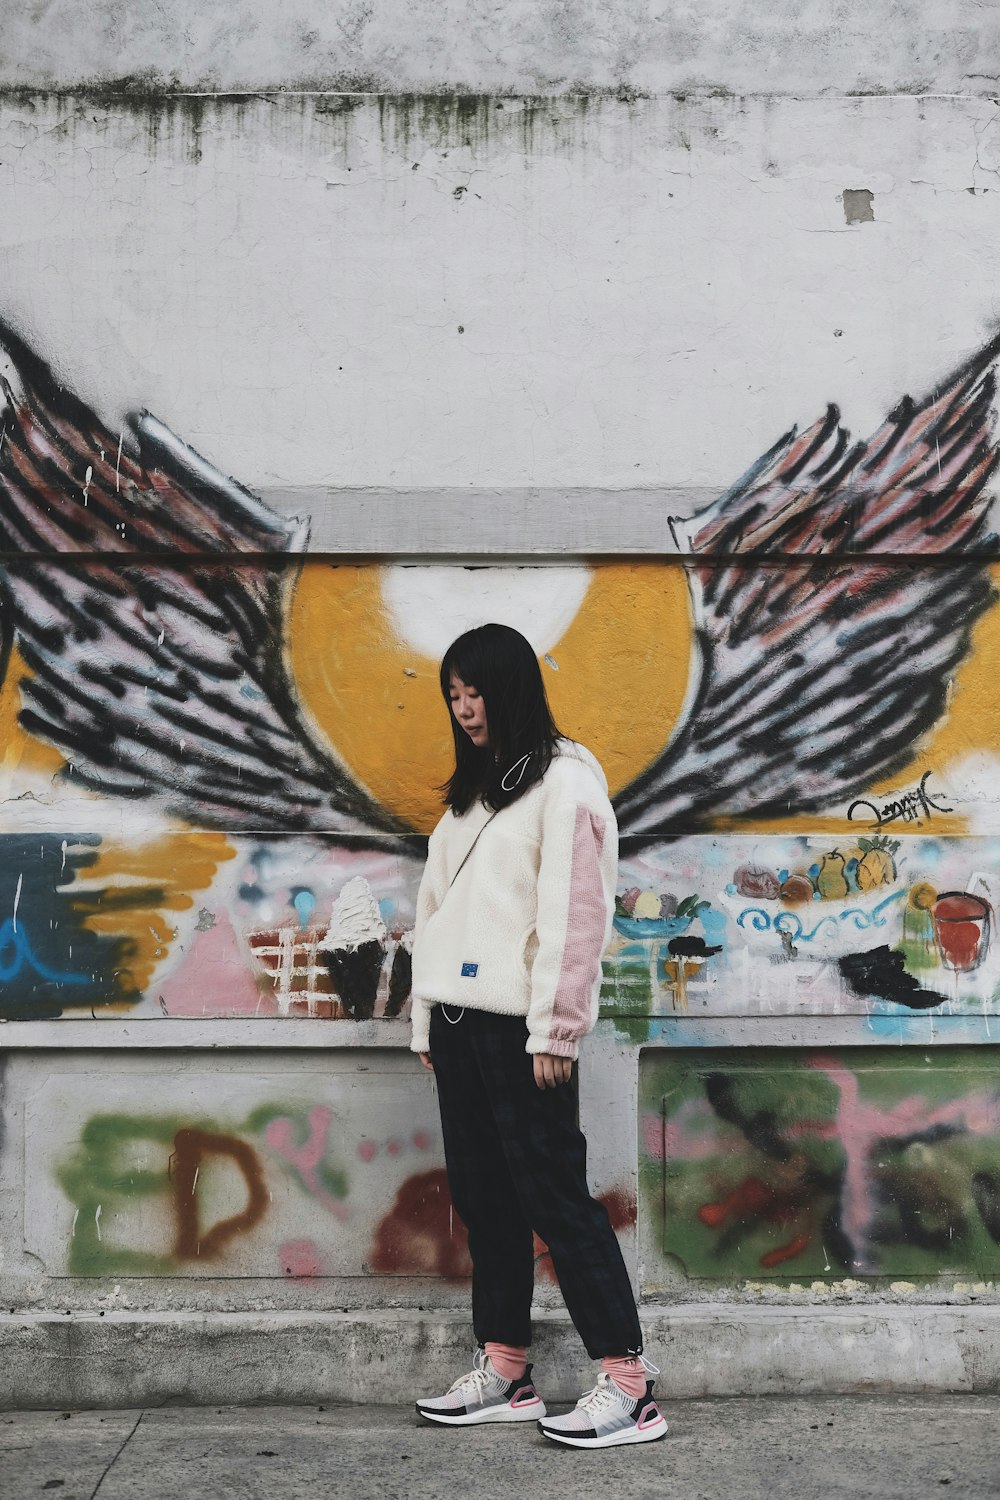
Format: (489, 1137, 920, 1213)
(527, 803, 614, 1059)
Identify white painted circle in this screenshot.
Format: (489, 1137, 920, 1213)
(379, 564, 591, 660)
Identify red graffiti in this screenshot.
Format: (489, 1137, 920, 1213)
(170, 1128, 269, 1259)
(371, 1176, 635, 1283)
(369, 1169, 472, 1279)
(697, 1162, 814, 1269)
(698, 1176, 801, 1228)
(759, 1234, 813, 1269)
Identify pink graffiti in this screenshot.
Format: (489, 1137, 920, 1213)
(279, 1238, 323, 1278)
(643, 1099, 746, 1162)
(808, 1056, 1000, 1263)
(264, 1106, 349, 1222)
(357, 1130, 435, 1162)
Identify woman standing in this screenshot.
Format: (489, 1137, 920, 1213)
(410, 622, 666, 1449)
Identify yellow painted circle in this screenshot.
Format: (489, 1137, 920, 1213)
(289, 563, 692, 833)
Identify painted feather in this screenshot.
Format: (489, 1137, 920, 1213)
(2, 317, 998, 844)
(614, 336, 1000, 836)
(0, 321, 409, 842)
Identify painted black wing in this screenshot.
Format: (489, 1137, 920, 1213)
(615, 337, 1000, 836)
(0, 321, 410, 841)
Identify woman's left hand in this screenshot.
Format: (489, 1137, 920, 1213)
(533, 1053, 573, 1089)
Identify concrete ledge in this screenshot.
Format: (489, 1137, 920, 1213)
(3, 1305, 1000, 1409)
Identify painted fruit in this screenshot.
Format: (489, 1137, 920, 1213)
(633, 890, 662, 920)
(816, 853, 849, 900)
(780, 874, 815, 905)
(908, 880, 937, 911)
(734, 864, 781, 900)
(857, 847, 897, 891)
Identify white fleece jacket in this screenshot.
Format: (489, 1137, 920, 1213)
(409, 740, 618, 1060)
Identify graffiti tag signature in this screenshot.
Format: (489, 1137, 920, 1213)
(847, 770, 952, 830)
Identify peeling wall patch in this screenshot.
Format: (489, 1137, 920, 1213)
(842, 189, 875, 225)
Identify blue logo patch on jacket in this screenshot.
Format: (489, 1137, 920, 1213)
(461, 962, 479, 978)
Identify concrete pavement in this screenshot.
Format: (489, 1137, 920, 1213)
(2, 1395, 999, 1500)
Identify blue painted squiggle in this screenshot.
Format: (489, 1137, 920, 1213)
(0, 918, 90, 985)
(773, 910, 841, 943)
(736, 889, 905, 945)
(736, 908, 772, 934)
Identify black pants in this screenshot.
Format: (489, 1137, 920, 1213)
(429, 1004, 642, 1360)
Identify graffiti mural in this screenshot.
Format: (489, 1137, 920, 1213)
(642, 1048, 1000, 1282)
(602, 833, 1000, 1026)
(0, 832, 422, 1020)
(2, 325, 1000, 1022)
(8, 827, 1000, 1023)
(25, 1071, 459, 1277)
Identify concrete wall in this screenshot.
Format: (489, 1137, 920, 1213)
(2, 0, 999, 94)
(2, 92, 1000, 496)
(4, 1, 1000, 1404)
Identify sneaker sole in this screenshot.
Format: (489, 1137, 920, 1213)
(537, 1414, 668, 1448)
(416, 1398, 547, 1426)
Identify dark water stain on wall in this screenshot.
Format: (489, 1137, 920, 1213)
(0, 86, 657, 166)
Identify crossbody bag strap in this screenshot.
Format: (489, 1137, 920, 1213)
(446, 809, 499, 893)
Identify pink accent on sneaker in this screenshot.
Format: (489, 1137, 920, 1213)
(510, 1387, 543, 1408)
(484, 1342, 528, 1382)
(600, 1356, 647, 1399)
(637, 1402, 663, 1430)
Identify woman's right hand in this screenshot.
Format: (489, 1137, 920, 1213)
(418, 1052, 433, 1071)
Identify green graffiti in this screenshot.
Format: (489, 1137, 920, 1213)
(57, 1113, 191, 1275)
(641, 1048, 1000, 1284)
(57, 1100, 352, 1275)
(598, 949, 653, 1019)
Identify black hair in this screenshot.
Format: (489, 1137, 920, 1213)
(439, 623, 562, 814)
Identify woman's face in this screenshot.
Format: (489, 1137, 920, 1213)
(449, 672, 489, 748)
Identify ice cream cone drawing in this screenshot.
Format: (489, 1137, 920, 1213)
(319, 877, 389, 1019)
(659, 935, 722, 1011)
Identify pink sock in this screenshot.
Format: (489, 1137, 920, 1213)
(601, 1355, 647, 1399)
(484, 1342, 528, 1382)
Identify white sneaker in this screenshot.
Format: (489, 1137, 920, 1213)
(416, 1349, 547, 1426)
(538, 1361, 667, 1449)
